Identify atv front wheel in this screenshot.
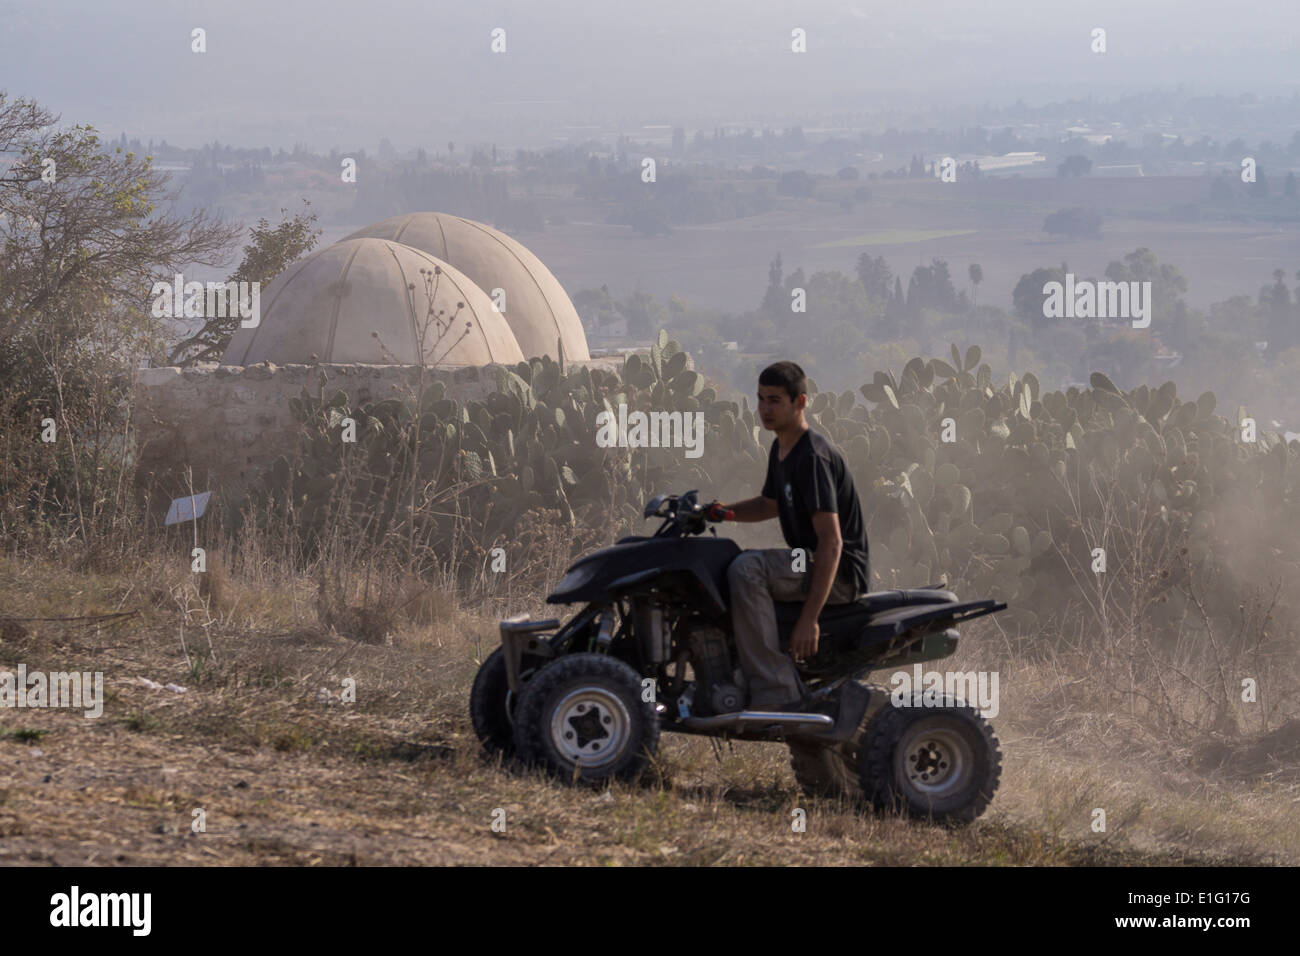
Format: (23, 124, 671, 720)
(469, 635, 565, 756)
(858, 695, 1001, 825)
(513, 653, 659, 783)
(469, 646, 516, 755)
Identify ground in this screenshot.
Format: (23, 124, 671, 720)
(1, 553, 1296, 866)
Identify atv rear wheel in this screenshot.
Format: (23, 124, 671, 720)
(858, 695, 1001, 825)
(513, 653, 659, 783)
(789, 739, 862, 800)
(788, 681, 886, 800)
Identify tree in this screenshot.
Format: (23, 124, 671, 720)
(1, 92, 238, 414)
(572, 285, 619, 334)
(1012, 266, 1067, 330)
(1056, 155, 1092, 178)
(1251, 166, 1269, 199)
(619, 290, 667, 337)
(798, 269, 870, 340)
(781, 265, 808, 323)
(167, 201, 321, 364)
(761, 253, 785, 315)
(0, 93, 238, 541)
(1262, 268, 1295, 356)
(907, 259, 960, 315)
(1285, 171, 1298, 199)
(880, 276, 906, 339)
(855, 254, 891, 301)
(1103, 248, 1188, 321)
(1043, 207, 1102, 238)
(968, 263, 983, 308)
(627, 206, 671, 237)
(776, 170, 815, 197)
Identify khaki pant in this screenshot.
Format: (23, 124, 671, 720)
(727, 549, 858, 710)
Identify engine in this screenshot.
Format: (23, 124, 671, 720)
(686, 624, 744, 716)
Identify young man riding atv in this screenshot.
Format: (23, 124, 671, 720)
(472, 358, 1006, 822)
(709, 360, 872, 714)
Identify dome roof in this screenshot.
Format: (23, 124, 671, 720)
(344, 213, 590, 362)
(221, 238, 525, 367)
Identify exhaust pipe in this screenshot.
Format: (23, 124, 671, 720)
(681, 711, 834, 732)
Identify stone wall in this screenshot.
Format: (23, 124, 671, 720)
(133, 359, 620, 495)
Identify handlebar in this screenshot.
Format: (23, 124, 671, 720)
(645, 491, 729, 537)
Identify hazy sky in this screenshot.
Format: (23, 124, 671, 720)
(3, 0, 1298, 150)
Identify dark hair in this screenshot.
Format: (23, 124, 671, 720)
(758, 361, 807, 402)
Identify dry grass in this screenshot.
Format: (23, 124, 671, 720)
(0, 551, 1296, 866)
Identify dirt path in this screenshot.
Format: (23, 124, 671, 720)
(1, 709, 1284, 866)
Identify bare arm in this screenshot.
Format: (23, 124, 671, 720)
(789, 511, 844, 662)
(722, 496, 778, 523)
(801, 510, 843, 622)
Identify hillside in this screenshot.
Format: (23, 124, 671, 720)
(2, 553, 1295, 866)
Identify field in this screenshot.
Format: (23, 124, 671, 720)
(2, 552, 1297, 867)
(509, 177, 1299, 317)
(300, 174, 1297, 333)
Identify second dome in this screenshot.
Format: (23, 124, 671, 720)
(344, 212, 591, 362)
(222, 238, 525, 367)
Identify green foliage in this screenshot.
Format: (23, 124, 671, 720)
(0, 93, 239, 546)
(1043, 207, 1102, 238)
(1, 94, 238, 415)
(250, 335, 764, 570)
(168, 200, 321, 365)
(252, 333, 1299, 635)
(841, 345, 1300, 634)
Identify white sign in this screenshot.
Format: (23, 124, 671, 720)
(165, 491, 211, 525)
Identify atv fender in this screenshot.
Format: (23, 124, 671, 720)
(499, 616, 561, 693)
(862, 599, 1006, 643)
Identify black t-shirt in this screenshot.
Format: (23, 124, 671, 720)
(761, 428, 871, 594)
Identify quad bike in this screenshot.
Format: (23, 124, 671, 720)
(470, 490, 1007, 825)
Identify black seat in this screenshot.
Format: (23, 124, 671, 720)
(856, 588, 958, 613)
(773, 587, 957, 624)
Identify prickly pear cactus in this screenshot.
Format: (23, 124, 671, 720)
(252, 334, 1297, 634)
